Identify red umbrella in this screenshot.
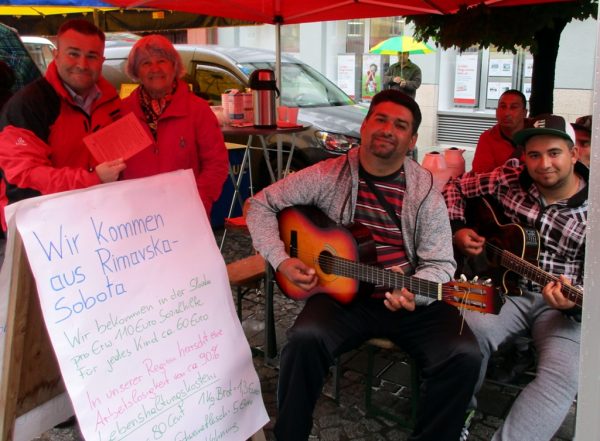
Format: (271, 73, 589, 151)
(105, 0, 573, 93)
(107, 0, 572, 24)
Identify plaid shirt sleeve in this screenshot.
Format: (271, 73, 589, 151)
(443, 159, 588, 311)
(443, 159, 523, 229)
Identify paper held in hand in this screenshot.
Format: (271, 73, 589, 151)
(83, 112, 153, 163)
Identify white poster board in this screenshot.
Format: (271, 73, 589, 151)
(337, 54, 356, 99)
(9, 170, 268, 441)
(488, 58, 513, 77)
(523, 82, 532, 101)
(454, 53, 479, 106)
(487, 81, 511, 100)
(524, 58, 534, 78)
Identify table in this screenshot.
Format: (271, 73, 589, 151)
(220, 124, 310, 246)
(222, 123, 309, 181)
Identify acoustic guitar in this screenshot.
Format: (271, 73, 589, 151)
(276, 205, 500, 314)
(465, 196, 583, 307)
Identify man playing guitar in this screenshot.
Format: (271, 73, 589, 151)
(246, 90, 482, 441)
(444, 114, 587, 441)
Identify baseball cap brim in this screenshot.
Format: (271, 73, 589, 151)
(513, 125, 575, 146)
(571, 123, 591, 133)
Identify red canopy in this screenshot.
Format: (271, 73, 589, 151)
(106, 0, 572, 24)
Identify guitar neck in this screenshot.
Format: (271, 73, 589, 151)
(330, 256, 441, 300)
(491, 246, 583, 307)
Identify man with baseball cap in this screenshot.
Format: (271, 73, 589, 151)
(572, 114, 592, 167)
(444, 113, 586, 440)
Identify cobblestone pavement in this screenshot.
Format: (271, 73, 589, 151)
(32, 229, 576, 441)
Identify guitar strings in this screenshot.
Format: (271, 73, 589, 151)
(286, 245, 493, 311)
(485, 242, 583, 304)
(289, 245, 437, 293)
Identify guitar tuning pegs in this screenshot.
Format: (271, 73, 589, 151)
(484, 278, 492, 285)
(471, 275, 479, 283)
(459, 274, 467, 282)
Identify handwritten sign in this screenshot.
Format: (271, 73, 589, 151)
(12, 170, 268, 440)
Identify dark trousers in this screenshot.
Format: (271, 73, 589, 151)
(273, 294, 482, 441)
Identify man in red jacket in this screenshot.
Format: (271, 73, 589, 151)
(0, 19, 125, 264)
(472, 89, 528, 173)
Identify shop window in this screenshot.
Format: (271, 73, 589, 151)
(281, 24, 300, 53)
(346, 19, 364, 54)
(484, 47, 528, 109)
(369, 17, 405, 49)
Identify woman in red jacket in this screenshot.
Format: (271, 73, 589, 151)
(121, 35, 228, 217)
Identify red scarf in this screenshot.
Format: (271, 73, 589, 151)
(139, 80, 177, 139)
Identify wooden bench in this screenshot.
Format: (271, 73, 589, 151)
(226, 253, 267, 320)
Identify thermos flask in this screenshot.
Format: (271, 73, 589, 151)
(249, 69, 279, 128)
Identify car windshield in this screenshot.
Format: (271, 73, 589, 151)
(238, 61, 355, 108)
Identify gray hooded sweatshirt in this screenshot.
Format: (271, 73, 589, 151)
(246, 147, 456, 305)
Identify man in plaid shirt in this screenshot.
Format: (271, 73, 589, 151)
(444, 114, 586, 441)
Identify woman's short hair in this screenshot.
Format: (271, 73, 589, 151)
(126, 34, 185, 82)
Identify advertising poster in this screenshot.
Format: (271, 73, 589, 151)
(337, 54, 356, 99)
(362, 54, 382, 101)
(487, 82, 511, 100)
(454, 53, 479, 105)
(8, 170, 268, 441)
(488, 58, 513, 77)
(523, 83, 532, 101)
(525, 58, 534, 78)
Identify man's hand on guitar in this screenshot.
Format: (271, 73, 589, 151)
(384, 289, 416, 312)
(543, 275, 576, 310)
(383, 265, 416, 312)
(278, 258, 318, 292)
(453, 228, 486, 257)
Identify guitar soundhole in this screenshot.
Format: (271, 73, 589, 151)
(318, 251, 334, 274)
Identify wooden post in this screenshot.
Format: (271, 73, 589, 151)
(0, 233, 65, 440)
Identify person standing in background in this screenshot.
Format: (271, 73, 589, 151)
(122, 34, 228, 216)
(572, 115, 592, 167)
(472, 89, 528, 173)
(383, 51, 422, 99)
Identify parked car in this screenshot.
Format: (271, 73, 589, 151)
(102, 43, 367, 188)
(20, 36, 55, 74)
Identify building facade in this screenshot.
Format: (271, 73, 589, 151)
(210, 16, 596, 157)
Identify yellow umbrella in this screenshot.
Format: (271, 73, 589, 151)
(370, 35, 435, 55)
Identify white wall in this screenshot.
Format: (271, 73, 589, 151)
(576, 12, 600, 441)
(555, 17, 597, 90)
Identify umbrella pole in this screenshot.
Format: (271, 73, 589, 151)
(276, 22, 281, 106)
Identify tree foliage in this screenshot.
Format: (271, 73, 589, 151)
(407, 0, 598, 114)
(408, 1, 597, 54)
